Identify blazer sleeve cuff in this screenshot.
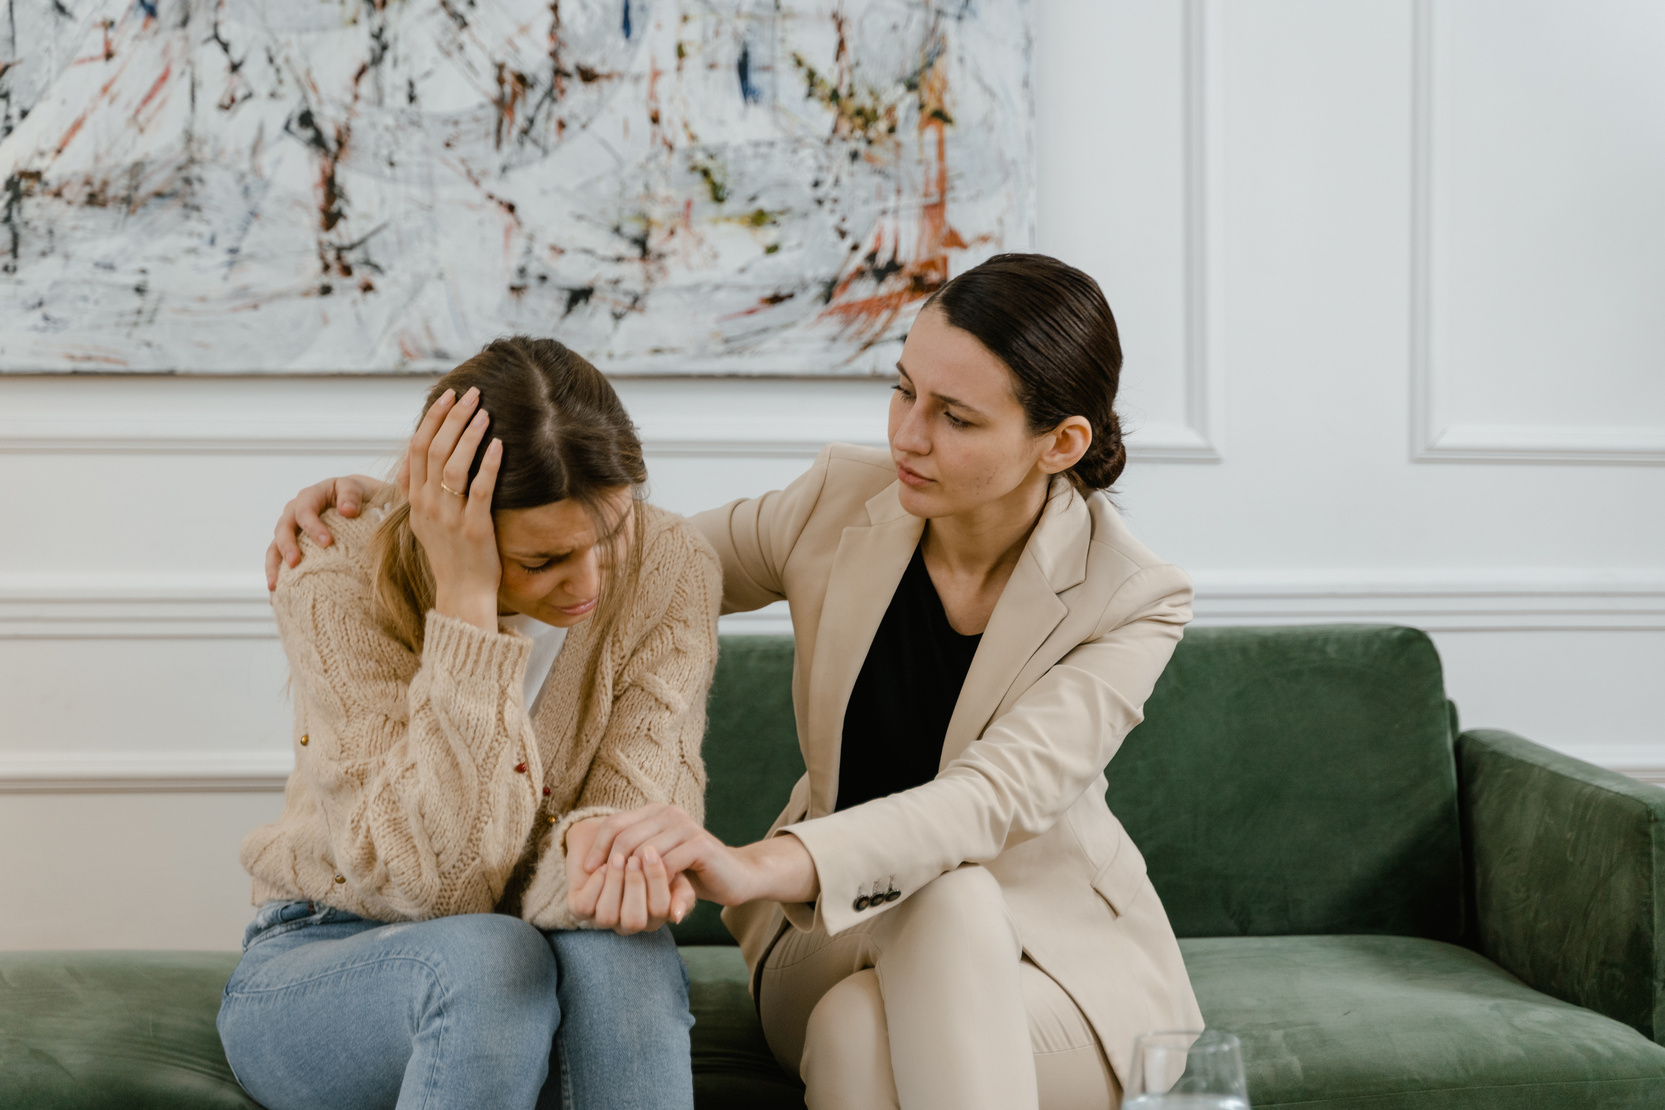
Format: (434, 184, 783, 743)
(773, 825, 821, 933)
(777, 821, 905, 937)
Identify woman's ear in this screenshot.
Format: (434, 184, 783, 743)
(1037, 416, 1092, 476)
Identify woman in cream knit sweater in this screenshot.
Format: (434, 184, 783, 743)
(218, 337, 720, 1110)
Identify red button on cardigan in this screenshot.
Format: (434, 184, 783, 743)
(514, 762, 527, 774)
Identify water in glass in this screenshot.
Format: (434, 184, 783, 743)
(1123, 1030, 1250, 1109)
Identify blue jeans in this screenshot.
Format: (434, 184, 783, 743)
(217, 901, 694, 1110)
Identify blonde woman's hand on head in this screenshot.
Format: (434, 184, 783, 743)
(265, 473, 388, 590)
(403, 386, 504, 633)
(566, 815, 697, 935)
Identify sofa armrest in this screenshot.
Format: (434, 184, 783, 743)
(1457, 728, 1665, 1043)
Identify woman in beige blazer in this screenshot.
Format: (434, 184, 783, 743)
(270, 254, 1200, 1110)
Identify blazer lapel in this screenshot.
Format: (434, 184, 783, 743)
(805, 482, 925, 818)
(939, 482, 1093, 768)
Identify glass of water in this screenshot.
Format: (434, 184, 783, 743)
(1123, 1030, 1250, 1109)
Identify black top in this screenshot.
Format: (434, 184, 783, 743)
(835, 543, 983, 812)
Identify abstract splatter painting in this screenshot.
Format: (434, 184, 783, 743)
(0, 0, 1032, 373)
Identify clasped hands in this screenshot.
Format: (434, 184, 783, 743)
(564, 804, 821, 935)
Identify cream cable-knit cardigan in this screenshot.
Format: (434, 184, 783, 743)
(240, 501, 720, 930)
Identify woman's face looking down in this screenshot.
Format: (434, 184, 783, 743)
(493, 487, 633, 627)
(889, 305, 1091, 521)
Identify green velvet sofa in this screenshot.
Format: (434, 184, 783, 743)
(3, 626, 1663, 1108)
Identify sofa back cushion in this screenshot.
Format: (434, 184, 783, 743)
(678, 624, 1464, 945)
(1109, 624, 1464, 941)
(672, 636, 806, 944)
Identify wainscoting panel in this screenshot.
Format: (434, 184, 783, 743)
(1410, 0, 1665, 464)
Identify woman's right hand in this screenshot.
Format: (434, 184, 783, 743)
(404, 387, 503, 633)
(265, 474, 390, 589)
(566, 816, 697, 935)
(575, 804, 821, 908)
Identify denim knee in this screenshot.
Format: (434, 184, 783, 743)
(549, 926, 692, 1031)
(415, 913, 560, 1017)
(217, 912, 563, 1110)
(545, 927, 694, 1110)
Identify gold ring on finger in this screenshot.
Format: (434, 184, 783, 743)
(440, 481, 467, 498)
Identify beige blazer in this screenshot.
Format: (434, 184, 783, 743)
(693, 444, 1202, 1084)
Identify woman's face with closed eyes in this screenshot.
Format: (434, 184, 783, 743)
(887, 305, 1059, 520)
(493, 487, 634, 627)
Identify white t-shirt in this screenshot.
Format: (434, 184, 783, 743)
(501, 612, 568, 712)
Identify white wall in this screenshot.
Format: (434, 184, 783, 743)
(2, 0, 1661, 950)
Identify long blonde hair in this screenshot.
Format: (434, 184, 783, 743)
(371, 337, 648, 707)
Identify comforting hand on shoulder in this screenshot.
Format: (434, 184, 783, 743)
(265, 472, 387, 589)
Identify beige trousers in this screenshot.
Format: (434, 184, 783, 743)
(758, 865, 1120, 1110)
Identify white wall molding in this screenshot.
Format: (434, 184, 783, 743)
(1407, 0, 1438, 463)
(0, 412, 416, 456)
(0, 380, 1209, 462)
(3, 745, 1653, 793)
(1188, 569, 1665, 632)
(1416, 424, 1665, 467)
(0, 390, 888, 460)
(0, 574, 280, 639)
(741, 571, 1665, 634)
(7, 570, 1664, 640)
(0, 396, 1213, 461)
(1175, 0, 1225, 464)
(1101, 0, 1226, 464)
(0, 752, 293, 793)
(0, 575, 808, 640)
(1408, 0, 1665, 467)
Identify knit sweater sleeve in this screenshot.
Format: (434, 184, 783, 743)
(265, 541, 543, 921)
(520, 520, 721, 929)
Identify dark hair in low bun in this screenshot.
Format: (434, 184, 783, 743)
(926, 253, 1126, 493)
